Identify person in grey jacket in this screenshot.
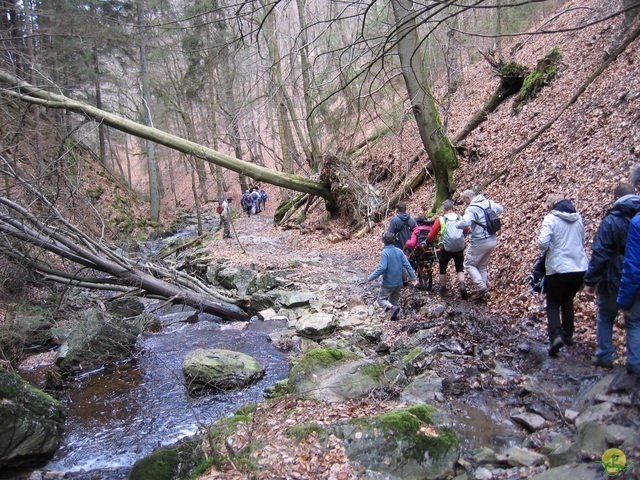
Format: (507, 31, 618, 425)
(457, 190, 504, 300)
(537, 194, 589, 357)
(369, 231, 418, 321)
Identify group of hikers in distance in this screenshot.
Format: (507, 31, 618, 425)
(215, 186, 269, 239)
(369, 168, 640, 377)
(241, 187, 269, 216)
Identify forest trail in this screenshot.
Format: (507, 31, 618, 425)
(201, 211, 640, 478)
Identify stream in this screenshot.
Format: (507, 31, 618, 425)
(12, 220, 290, 479)
(19, 312, 289, 479)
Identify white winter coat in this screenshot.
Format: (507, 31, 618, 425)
(537, 210, 588, 275)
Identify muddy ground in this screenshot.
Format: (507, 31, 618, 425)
(204, 213, 640, 478)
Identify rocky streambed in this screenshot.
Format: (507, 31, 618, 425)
(2, 214, 640, 479)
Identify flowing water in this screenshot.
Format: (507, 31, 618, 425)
(11, 221, 290, 479)
(40, 315, 289, 477)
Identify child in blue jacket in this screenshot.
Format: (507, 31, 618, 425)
(369, 231, 417, 320)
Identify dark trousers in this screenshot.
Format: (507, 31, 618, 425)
(438, 249, 464, 275)
(545, 272, 585, 342)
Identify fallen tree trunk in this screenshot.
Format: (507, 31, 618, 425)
(0, 186, 248, 320)
(0, 70, 337, 212)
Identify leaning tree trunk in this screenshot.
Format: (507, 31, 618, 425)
(0, 70, 338, 212)
(452, 54, 528, 144)
(390, 0, 458, 213)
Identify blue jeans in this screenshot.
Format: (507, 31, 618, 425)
(594, 290, 619, 363)
(625, 295, 640, 375)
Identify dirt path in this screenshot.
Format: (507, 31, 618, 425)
(206, 213, 639, 474)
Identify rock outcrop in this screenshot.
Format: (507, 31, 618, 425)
(0, 367, 67, 468)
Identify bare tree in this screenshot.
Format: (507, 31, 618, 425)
(390, 0, 458, 211)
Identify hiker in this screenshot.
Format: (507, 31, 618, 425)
(387, 201, 417, 250)
(219, 196, 232, 239)
(259, 188, 268, 212)
(537, 194, 588, 357)
(404, 216, 435, 274)
(457, 190, 504, 300)
(404, 216, 434, 251)
(251, 187, 261, 214)
(241, 190, 253, 216)
(584, 184, 639, 368)
(368, 231, 418, 321)
(428, 199, 469, 299)
(616, 203, 640, 376)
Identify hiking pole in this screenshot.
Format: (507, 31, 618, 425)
(229, 213, 246, 254)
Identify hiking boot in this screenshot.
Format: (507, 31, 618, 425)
(439, 286, 451, 297)
(548, 337, 563, 357)
(472, 289, 487, 301)
(460, 282, 468, 300)
(562, 336, 575, 346)
(389, 306, 400, 321)
(592, 356, 613, 369)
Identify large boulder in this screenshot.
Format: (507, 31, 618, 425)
(209, 265, 257, 299)
(326, 404, 459, 480)
(54, 308, 141, 370)
(295, 313, 337, 340)
(288, 348, 400, 403)
(105, 296, 145, 317)
(182, 348, 265, 394)
(0, 367, 67, 468)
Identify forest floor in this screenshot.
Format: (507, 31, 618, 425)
(198, 213, 636, 479)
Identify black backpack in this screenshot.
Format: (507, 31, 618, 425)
(529, 252, 546, 293)
(417, 228, 431, 247)
(474, 203, 501, 235)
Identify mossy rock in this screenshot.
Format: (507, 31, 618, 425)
(182, 348, 265, 393)
(326, 404, 459, 480)
(205, 413, 262, 472)
(128, 436, 203, 480)
(289, 348, 360, 378)
(288, 348, 400, 403)
(0, 367, 67, 468)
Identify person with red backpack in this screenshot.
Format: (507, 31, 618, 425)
(218, 196, 231, 238)
(428, 200, 469, 298)
(404, 216, 434, 251)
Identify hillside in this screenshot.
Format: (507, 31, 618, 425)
(302, 0, 640, 326)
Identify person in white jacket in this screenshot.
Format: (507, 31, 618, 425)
(537, 194, 589, 357)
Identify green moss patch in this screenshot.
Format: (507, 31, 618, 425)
(515, 47, 562, 110)
(286, 422, 325, 441)
(289, 348, 360, 377)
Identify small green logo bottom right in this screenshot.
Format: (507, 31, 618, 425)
(596, 448, 637, 477)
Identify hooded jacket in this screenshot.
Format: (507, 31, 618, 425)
(584, 194, 640, 292)
(369, 244, 417, 288)
(618, 213, 640, 310)
(537, 199, 588, 275)
(457, 194, 504, 242)
(388, 212, 417, 249)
